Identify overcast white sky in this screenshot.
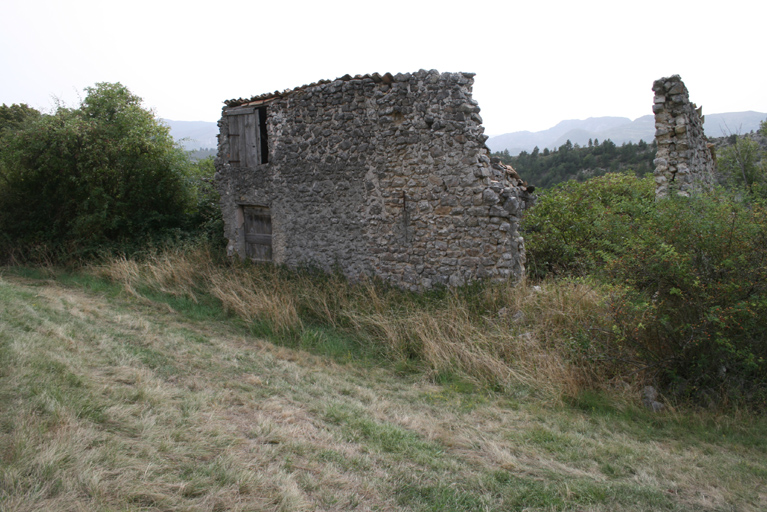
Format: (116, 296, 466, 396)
(2, 0, 765, 135)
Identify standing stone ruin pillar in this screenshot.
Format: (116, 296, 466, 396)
(652, 75, 716, 199)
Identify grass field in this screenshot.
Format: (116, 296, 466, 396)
(1, 259, 766, 511)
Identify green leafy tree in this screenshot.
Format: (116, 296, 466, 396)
(0, 103, 41, 132)
(184, 156, 224, 246)
(606, 194, 767, 402)
(522, 173, 655, 278)
(717, 135, 765, 196)
(0, 83, 194, 257)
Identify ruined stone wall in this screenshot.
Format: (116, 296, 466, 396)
(215, 69, 534, 290)
(652, 75, 716, 198)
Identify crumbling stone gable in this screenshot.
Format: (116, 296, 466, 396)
(215, 69, 534, 291)
(652, 75, 716, 198)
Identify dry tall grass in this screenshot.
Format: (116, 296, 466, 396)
(96, 247, 624, 401)
(5, 269, 766, 511)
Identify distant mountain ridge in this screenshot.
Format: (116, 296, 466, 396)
(487, 111, 767, 156)
(163, 111, 767, 154)
(162, 119, 218, 150)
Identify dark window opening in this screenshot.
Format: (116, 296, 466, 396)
(226, 105, 269, 166)
(243, 206, 272, 262)
(258, 106, 269, 164)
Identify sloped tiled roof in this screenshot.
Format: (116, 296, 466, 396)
(224, 72, 399, 108)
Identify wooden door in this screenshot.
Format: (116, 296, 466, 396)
(226, 107, 260, 167)
(228, 113, 241, 164)
(243, 206, 272, 261)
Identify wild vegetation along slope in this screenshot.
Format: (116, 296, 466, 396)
(1, 265, 765, 511)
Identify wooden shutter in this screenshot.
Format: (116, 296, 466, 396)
(243, 206, 272, 261)
(227, 112, 241, 164)
(226, 107, 259, 166)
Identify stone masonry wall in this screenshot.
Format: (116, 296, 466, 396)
(652, 75, 716, 198)
(215, 69, 534, 291)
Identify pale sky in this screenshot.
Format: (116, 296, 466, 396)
(2, 0, 765, 136)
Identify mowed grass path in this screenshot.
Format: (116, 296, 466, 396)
(0, 270, 765, 511)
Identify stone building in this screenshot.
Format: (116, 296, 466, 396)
(214, 69, 534, 290)
(652, 75, 716, 198)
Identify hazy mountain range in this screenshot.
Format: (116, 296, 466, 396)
(163, 111, 766, 154)
(162, 119, 219, 150)
(487, 111, 767, 156)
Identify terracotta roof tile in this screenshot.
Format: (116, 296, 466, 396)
(223, 71, 432, 107)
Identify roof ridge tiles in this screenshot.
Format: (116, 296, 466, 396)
(223, 71, 409, 108)
(221, 70, 473, 108)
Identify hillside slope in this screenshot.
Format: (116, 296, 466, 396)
(1, 270, 765, 511)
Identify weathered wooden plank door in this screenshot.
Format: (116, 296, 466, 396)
(227, 107, 260, 166)
(240, 111, 258, 167)
(227, 113, 241, 165)
(243, 206, 272, 261)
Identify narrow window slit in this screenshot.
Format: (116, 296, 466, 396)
(258, 106, 269, 164)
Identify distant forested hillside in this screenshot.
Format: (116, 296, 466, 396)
(162, 119, 218, 150)
(492, 138, 656, 189)
(487, 111, 767, 156)
(188, 148, 217, 161)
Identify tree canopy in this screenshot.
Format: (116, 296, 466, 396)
(716, 122, 767, 199)
(491, 138, 656, 190)
(0, 83, 197, 257)
(0, 103, 41, 132)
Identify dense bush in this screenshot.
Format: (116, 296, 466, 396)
(522, 173, 655, 279)
(716, 127, 767, 202)
(0, 103, 41, 131)
(0, 84, 220, 261)
(606, 194, 767, 404)
(183, 156, 225, 248)
(524, 174, 767, 406)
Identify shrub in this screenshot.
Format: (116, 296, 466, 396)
(606, 194, 767, 404)
(0, 83, 196, 260)
(183, 156, 225, 247)
(522, 173, 655, 278)
(716, 134, 766, 200)
(524, 174, 767, 406)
